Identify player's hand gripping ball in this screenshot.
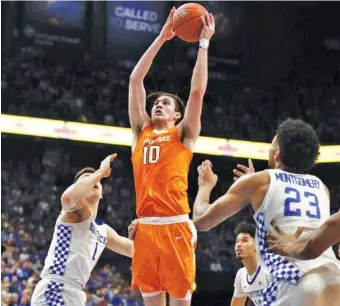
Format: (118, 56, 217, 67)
(173, 3, 215, 42)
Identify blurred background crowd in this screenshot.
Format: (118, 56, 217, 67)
(2, 47, 340, 143)
(2, 1, 340, 305)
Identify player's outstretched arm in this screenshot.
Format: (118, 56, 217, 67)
(267, 211, 340, 260)
(61, 154, 117, 212)
(179, 13, 215, 142)
(106, 226, 133, 258)
(129, 8, 176, 135)
(193, 161, 257, 231)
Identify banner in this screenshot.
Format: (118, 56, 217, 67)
(2, 114, 340, 163)
(106, 1, 170, 59)
(21, 1, 86, 56)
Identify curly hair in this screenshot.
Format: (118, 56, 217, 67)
(277, 118, 320, 171)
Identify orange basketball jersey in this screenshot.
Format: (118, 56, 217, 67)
(131, 125, 193, 217)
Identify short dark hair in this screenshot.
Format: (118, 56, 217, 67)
(234, 221, 256, 239)
(277, 118, 320, 172)
(73, 167, 96, 183)
(146, 92, 186, 124)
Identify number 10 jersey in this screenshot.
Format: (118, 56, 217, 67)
(131, 125, 193, 218)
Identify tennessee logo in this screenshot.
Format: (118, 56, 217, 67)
(174, 11, 188, 23)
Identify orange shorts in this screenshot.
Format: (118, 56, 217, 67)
(131, 215, 197, 299)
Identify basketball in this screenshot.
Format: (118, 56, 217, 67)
(173, 3, 208, 43)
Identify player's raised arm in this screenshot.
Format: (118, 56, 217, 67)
(179, 13, 215, 142)
(61, 154, 116, 212)
(192, 160, 217, 220)
(193, 164, 264, 232)
(129, 8, 176, 136)
(106, 226, 133, 258)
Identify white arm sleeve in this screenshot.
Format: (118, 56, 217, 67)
(233, 268, 247, 298)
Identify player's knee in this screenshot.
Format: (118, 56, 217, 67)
(142, 291, 166, 306)
(169, 290, 192, 306)
(169, 289, 192, 306)
(170, 289, 192, 300)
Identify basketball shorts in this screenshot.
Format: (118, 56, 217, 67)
(131, 214, 197, 299)
(273, 266, 340, 306)
(31, 278, 86, 306)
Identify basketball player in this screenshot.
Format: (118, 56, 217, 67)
(31, 154, 134, 305)
(232, 222, 270, 306)
(267, 211, 340, 260)
(128, 7, 215, 306)
(193, 118, 340, 306)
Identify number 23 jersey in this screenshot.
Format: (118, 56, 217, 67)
(255, 169, 339, 275)
(131, 125, 193, 218)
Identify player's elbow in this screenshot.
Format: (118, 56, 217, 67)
(189, 89, 205, 101)
(192, 209, 201, 222)
(129, 73, 142, 84)
(193, 220, 211, 232)
(61, 192, 71, 206)
(192, 210, 204, 223)
(61, 193, 77, 212)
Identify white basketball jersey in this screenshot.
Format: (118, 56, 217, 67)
(233, 265, 270, 306)
(254, 169, 340, 278)
(40, 213, 108, 288)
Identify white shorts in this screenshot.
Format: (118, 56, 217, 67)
(31, 278, 86, 306)
(273, 267, 340, 306)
